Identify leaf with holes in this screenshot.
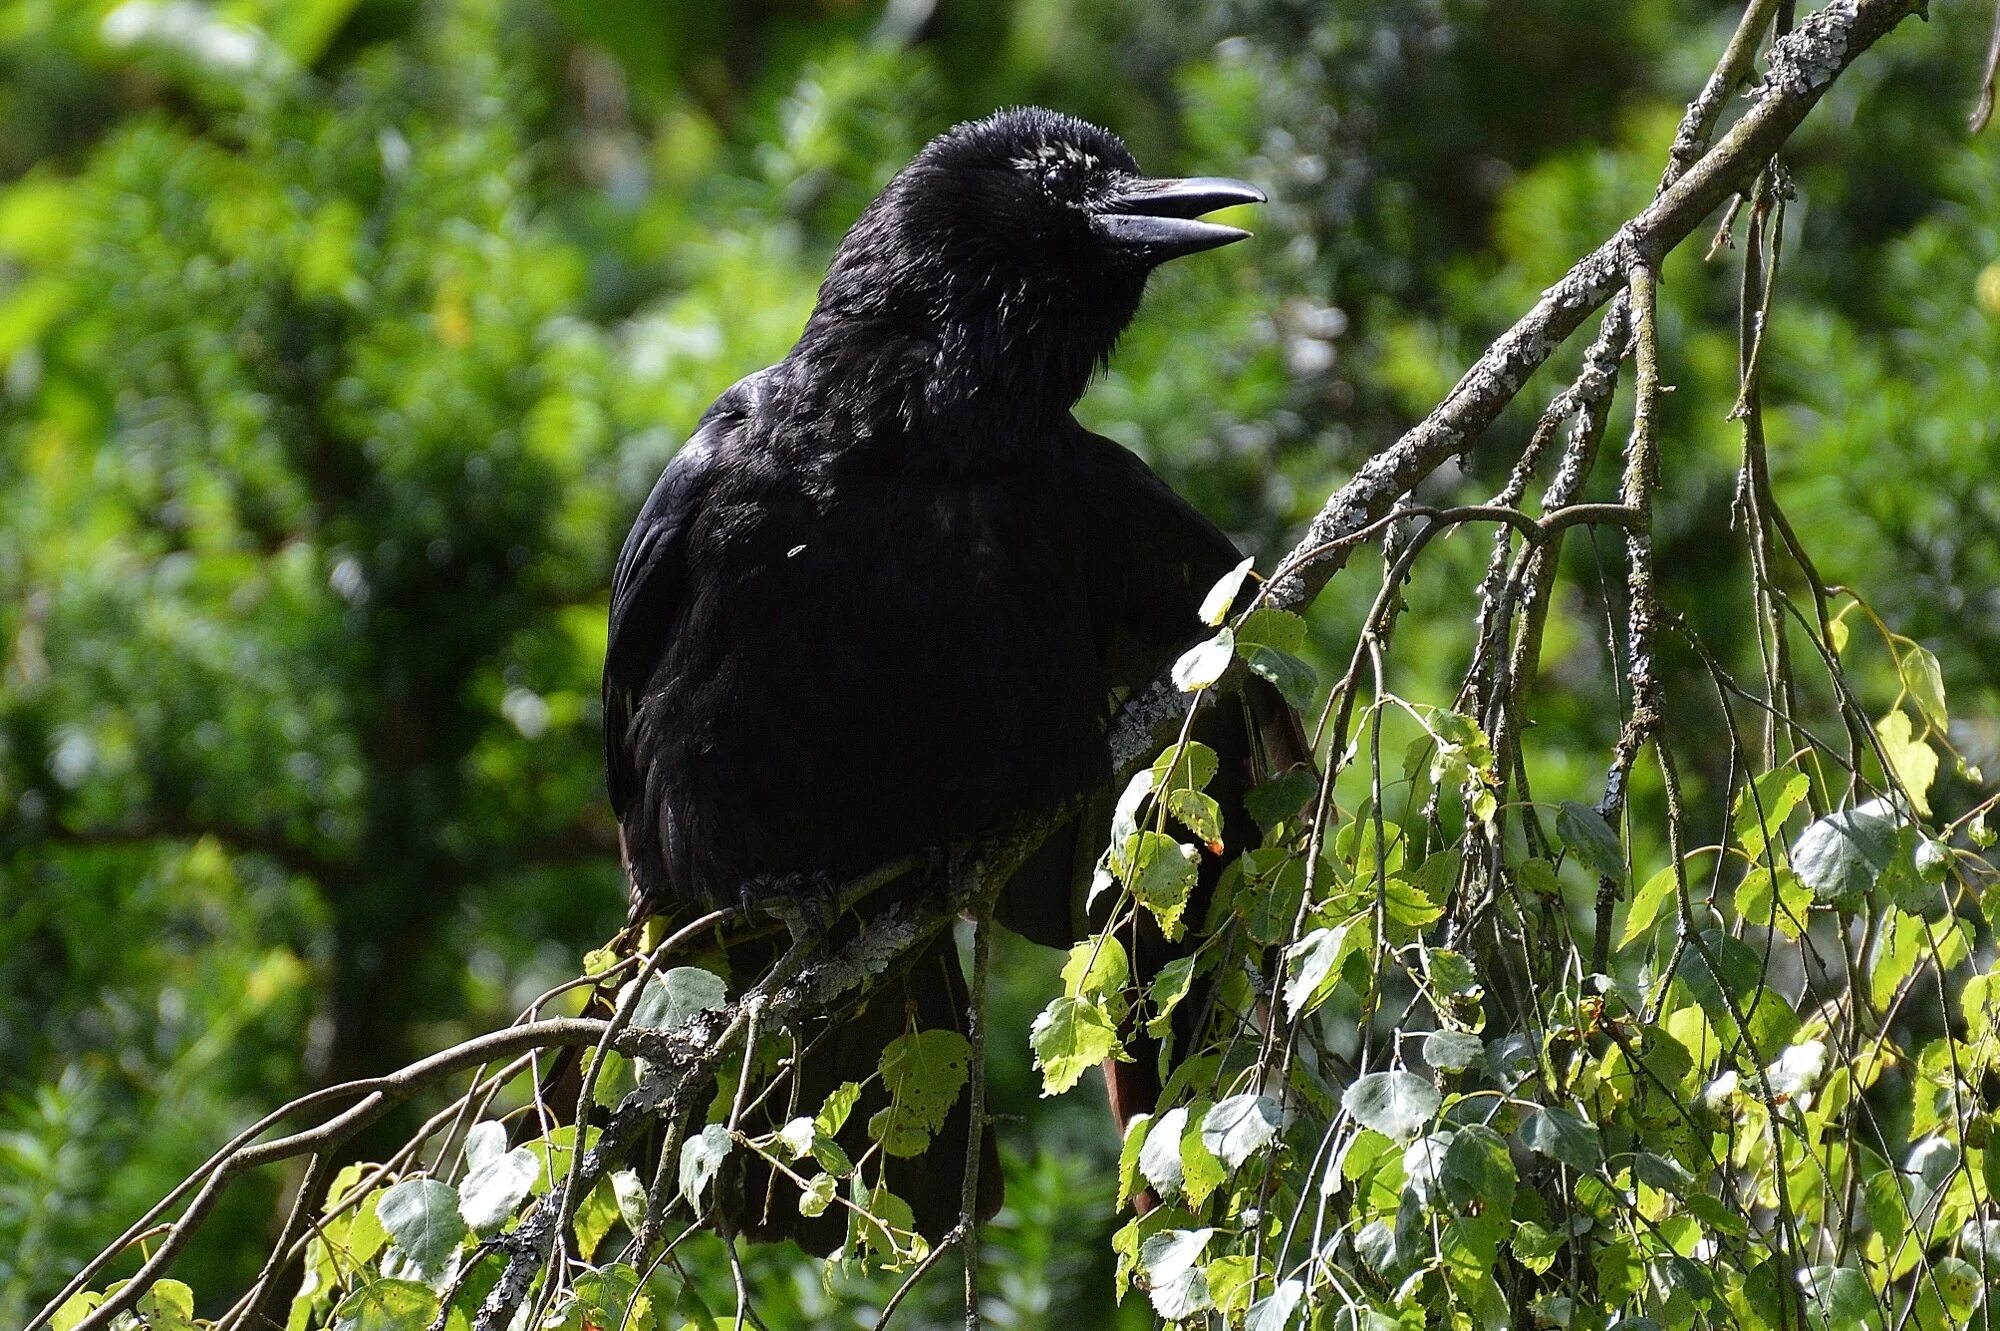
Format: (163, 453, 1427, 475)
(868, 1028, 971, 1157)
(1119, 831, 1200, 939)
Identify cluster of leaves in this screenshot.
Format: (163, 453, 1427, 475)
(1020, 531, 2000, 1331)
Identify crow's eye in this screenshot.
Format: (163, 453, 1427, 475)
(1042, 161, 1083, 201)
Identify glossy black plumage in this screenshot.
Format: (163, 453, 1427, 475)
(603, 107, 1297, 1249)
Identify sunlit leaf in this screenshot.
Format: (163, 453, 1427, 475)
(374, 1179, 466, 1279)
(1342, 1071, 1440, 1141)
(1030, 995, 1121, 1096)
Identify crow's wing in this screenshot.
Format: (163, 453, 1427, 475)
(603, 369, 772, 823)
(1067, 425, 1248, 681)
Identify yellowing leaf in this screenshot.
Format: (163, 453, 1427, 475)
(1874, 708, 1936, 817)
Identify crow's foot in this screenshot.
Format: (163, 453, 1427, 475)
(739, 870, 843, 942)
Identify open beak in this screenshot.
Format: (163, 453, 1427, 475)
(1093, 176, 1266, 260)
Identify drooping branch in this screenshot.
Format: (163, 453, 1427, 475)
(1108, 0, 1927, 777)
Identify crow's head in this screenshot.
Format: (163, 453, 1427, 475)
(800, 107, 1263, 440)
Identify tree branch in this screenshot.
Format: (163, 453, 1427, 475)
(1108, 0, 1926, 781)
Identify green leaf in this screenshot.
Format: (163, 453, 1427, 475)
(1245, 1277, 1305, 1331)
(798, 1172, 836, 1218)
(554, 1266, 651, 1331)
(1282, 917, 1368, 1019)
(1933, 1255, 1981, 1319)
(1119, 831, 1200, 939)
(1199, 557, 1255, 626)
(1874, 708, 1937, 817)
(1241, 643, 1318, 710)
(1791, 805, 1899, 908)
(50, 1292, 103, 1331)
(1200, 1094, 1283, 1172)
(1516, 856, 1561, 897)
(1620, 863, 1680, 949)
(1423, 1030, 1485, 1073)
(814, 1081, 862, 1139)
(1138, 1105, 1189, 1199)
(1139, 1227, 1215, 1320)
(868, 1028, 972, 1157)
(1151, 739, 1220, 793)
(1511, 1220, 1564, 1274)
(1172, 629, 1235, 691)
(1342, 1071, 1440, 1141)
(1441, 1125, 1517, 1213)
(1030, 995, 1121, 1095)
(1204, 1253, 1260, 1319)
(374, 1179, 466, 1279)
(1519, 1106, 1601, 1171)
(1061, 935, 1129, 1002)
(1166, 787, 1224, 849)
(1177, 1108, 1229, 1208)
(848, 1178, 917, 1258)
(1245, 769, 1317, 833)
(331, 1279, 438, 1331)
(1380, 875, 1444, 930)
(1427, 950, 1481, 1000)
(1797, 1265, 1871, 1330)
(1235, 607, 1308, 654)
(457, 1144, 539, 1235)
(135, 1282, 197, 1331)
(1146, 954, 1199, 1038)
(1117, 1113, 1151, 1205)
(678, 1124, 731, 1206)
(1733, 866, 1812, 939)
(628, 966, 728, 1034)
(1899, 643, 1948, 731)
(1633, 1151, 1693, 1191)
(1238, 853, 1308, 945)
(1557, 802, 1625, 882)
(1733, 769, 1810, 860)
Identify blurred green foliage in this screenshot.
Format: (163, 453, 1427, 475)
(1, 0, 1994, 1322)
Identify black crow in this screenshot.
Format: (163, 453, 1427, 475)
(603, 106, 1306, 1249)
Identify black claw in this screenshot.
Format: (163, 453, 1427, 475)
(739, 870, 843, 941)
